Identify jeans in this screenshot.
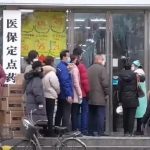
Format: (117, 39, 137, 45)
(55, 99, 71, 130)
(88, 105, 105, 136)
(80, 98, 89, 134)
(46, 98, 55, 133)
(71, 103, 80, 131)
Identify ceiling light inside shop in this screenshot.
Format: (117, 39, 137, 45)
(99, 27, 106, 29)
(74, 27, 80, 29)
(74, 19, 85, 22)
(91, 18, 106, 22)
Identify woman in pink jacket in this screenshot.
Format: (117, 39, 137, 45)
(70, 55, 82, 131)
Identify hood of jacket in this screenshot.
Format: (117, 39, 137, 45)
(119, 70, 136, 82)
(24, 71, 43, 84)
(43, 65, 56, 76)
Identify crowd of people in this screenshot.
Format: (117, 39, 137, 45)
(23, 48, 109, 137)
(1, 47, 150, 137)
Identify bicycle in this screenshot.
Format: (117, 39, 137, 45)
(0, 138, 13, 150)
(10, 109, 87, 150)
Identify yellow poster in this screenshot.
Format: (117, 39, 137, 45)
(21, 12, 66, 57)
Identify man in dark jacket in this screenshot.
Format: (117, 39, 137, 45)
(88, 54, 109, 136)
(118, 63, 139, 136)
(55, 50, 73, 130)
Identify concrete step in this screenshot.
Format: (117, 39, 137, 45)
(2, 136, 150, 150)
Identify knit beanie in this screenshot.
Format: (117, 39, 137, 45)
(32, 61, 42, 70)
(132, 60, 141, 67)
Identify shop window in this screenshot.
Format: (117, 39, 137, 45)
(21, 10, 68, 72)
(113, 13, 144, 70)
(73, 13, 106, 67)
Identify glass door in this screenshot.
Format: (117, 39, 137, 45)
(72, 12, 107, 67)
(112, 12, 145, 132)
(70, 12, 112, 133)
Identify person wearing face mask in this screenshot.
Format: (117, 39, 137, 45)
(88, 54, 109, 136)
(73, 47, 90, 135)
(55, 50, 73, 130)
(69, 55, 82, 131)
(131, 60, 147, 135)
(42, 56, 60, 136)
(24, 61, 46, 123)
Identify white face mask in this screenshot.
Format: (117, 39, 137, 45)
(67, 57, 71, 63)
(131, 65, 135, 71)
(101, 60, 106, 66)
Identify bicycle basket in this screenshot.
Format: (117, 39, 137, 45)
(22, 118, 37, 139)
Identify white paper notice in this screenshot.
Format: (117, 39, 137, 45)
(113, 58, 118, 67)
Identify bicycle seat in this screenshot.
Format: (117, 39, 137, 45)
(35, 120, 48, 128)
(54, 126, 67, 135)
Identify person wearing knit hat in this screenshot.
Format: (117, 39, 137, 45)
(32, 60, 42, 70)
(131, 60, 147, 135)
(132, 60, 141, 67)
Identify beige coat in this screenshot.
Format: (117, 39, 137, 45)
(42, 66, 60, 99)
(88, 64, 109, 106)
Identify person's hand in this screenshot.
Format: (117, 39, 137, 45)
(67, 96, 73, 104)
(119, 102, 122, 106)
(105, 95, 109, 101)
(38, 104, 44, 109)
(79, 98, 82, 104)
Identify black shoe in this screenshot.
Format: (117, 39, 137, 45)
(87, 132, 98, 136)
(124, 132, 129, 136)
(134, 131, 144, 136)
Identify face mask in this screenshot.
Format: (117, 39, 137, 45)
(67, 57, 71, 63)
(101, 61, 106, 66)
(131, 66, 135, 71)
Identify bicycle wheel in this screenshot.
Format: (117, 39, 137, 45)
(11, 139, 36, 150)
(60, 138, 86, 150)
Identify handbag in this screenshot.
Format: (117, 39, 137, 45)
(137, 76, 145, 98)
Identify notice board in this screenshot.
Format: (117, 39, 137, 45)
(21, 11, 66, 57)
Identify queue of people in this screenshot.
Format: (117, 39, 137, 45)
(22, 48, 150, 137)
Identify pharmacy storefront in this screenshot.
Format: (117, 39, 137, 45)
(1, 0, 150, 133)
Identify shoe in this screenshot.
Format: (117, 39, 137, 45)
(134, 131, 144, 136)
(100, 133, 109, 136)
(124, 133, 130, 136)
(93, 132, 99, 137)
(124, 132, 130, 136)
(87, 132, 98, 136)
(81, 131, 89, 136)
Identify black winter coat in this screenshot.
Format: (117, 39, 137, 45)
(118, 70, 139, 108)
